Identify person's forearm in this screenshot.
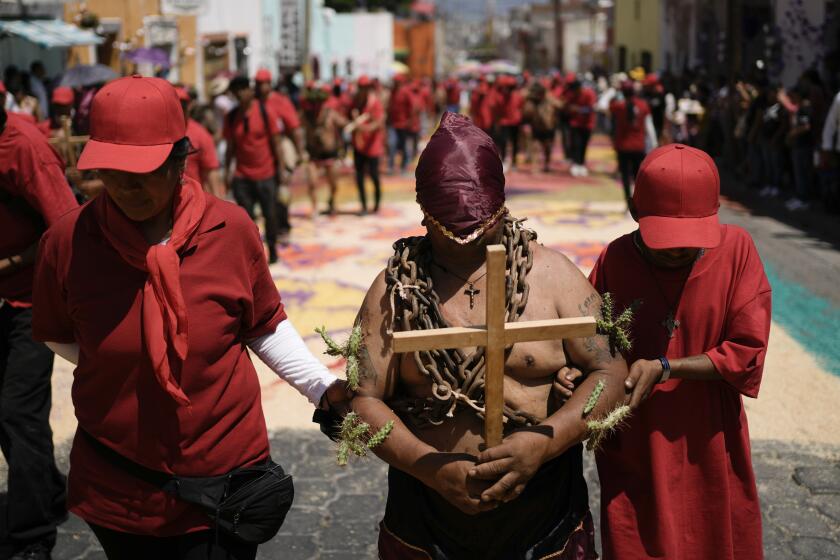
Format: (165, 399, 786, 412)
(0, 243, 38, 276)
(46, 341, 79, 365)
(272, 135, 285, 175)
(206, 169, 225, 198)
(351, 395, 438, 483)
(293, 127, 305, 155)
(224, 150, 234, 180)
(670, 353, 720, 381)
(539, 367, 625, 461)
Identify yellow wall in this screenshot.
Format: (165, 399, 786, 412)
(64, 0, 197, 86)
(614, 0, 662, 71)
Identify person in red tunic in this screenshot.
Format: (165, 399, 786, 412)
(1, 93, 78, 560)
(175, 87, 223, 198)
(387, 74, 416, 175)
(254, 68, 306, 169)
(223, 75, 286, 262)
(609, 80, 657, 206)
(407, 80, 423, 163)
(565, 75, 596, 177)
(443, 77, 461, 113)
(495, 75, 524, 169)
(31, 76, 348, 559)
(349, 75, 386, 214)
(587, 144, 770, 560)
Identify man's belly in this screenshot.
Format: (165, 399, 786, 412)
(394, 361, 558, 456)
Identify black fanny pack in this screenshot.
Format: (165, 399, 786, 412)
(81, 430, 294, 544)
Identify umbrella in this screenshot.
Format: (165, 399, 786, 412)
(487, 60, 521, 75)
(59, 64, 119, 88)
(124, 47, 171, 68)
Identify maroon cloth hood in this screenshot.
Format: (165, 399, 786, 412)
(415, 112, 505, 239)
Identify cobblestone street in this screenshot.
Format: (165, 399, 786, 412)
(49, 431, 840, 559)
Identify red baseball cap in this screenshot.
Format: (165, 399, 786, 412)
(51, 86, 74, 105)
(255, 68, 272, 83)
(633, 144, 721, 249)
(357, 75, 372, 87)
(643, 73, 660, 86)
(77, 75, 185, 174)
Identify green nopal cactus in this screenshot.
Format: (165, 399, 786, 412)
(595, 293, 639, 356)
(316, 325, 364, 390)
(336, 413, 394, 466)
(585, 405, 631, 451)
(582, 379, 605, 417)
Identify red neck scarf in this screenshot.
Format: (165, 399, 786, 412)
(94, 177, 207, 406)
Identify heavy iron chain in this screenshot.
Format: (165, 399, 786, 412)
(385, 215, 540, 428)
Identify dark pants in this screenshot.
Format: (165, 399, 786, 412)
(0, 305, 66, 546)
(617, 150, 645, 203)
(380, 446, 591, 559)
(89, 523, 257, 560)
(559, 117, 572, 160)
(791, 145, 814, 200)
(232, 177, 279, 254)
(394, 128, 411, 172)
(570, 127, 591, 165)
(495, 124, 520, 165)
(354, 152, 381, 212)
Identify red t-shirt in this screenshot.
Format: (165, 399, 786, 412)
(353, 93, 385, 157)
(389, 87, 414, 131)
(0, 114, 78, 306)
(498, 89, 524, 126)
(609, 98, 651, 152)
(471, 86, 499, 131)
(568, 87, 597, 130)
(445, 81, 461, 105)
(185, 119, 219, 186)
(32, 194, 287, 536)
(223, 102, 281, 181)
(420, 84, 434, 113)
(589, 225, 770, 560)
(408, 88, 422, 133)
(266, 91, 301, 131)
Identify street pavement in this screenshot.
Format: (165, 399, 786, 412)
(50, 432, 840, 560)
(12, 135, 840, 558)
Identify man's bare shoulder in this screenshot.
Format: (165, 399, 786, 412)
(530, 241, 587, 281)
(360, 268, 390, 321)
(530, 241, 601, 318)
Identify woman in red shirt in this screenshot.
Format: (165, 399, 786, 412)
(31, 76, 346, 559)
(609, 81, 657, 207)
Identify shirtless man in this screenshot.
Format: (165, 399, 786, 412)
(351, 112, 628, 559)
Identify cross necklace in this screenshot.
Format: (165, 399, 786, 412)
(633, 232, 702, 338)
(432, 260, 488, 309)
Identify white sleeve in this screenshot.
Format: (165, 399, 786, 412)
(821, 93, 840, 151)
(247, 319, 337, 406)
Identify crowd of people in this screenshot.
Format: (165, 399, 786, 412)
(7, 59, 840, 233)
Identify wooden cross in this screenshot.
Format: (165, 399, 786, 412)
(49, 116, 89, 168)
(391, 245, 596, 447)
